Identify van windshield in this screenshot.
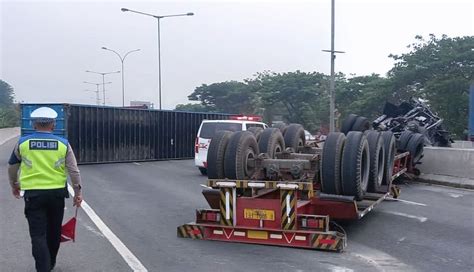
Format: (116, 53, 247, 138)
(200, 123, 242, 138)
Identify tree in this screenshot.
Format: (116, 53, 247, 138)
(174, 103, 210, 112)
(250, 71, 329, 131)
(188, 81, 257, 114)
(337, 74, 392, 120)
(0, 79, 15, 107)
(0, 79, 19, 128)
(388, 35, 474, 137)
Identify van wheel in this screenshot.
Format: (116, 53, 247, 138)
(247, 127, 264, 142)
(284, 124, 306, 152)
(321, 132, 346, 195)
(207, 131, 233, 179)
(366, 131, 385, 193)
(341, 131, 370, 200)
(381, 131, 396, 189)
(224, 131, 259, 179)
(258, 128, 285, 158)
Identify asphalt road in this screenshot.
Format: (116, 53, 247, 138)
(1, 137, 473, 272)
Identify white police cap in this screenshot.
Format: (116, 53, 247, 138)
(31, 107, 58, 119)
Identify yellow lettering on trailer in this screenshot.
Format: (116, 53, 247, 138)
(244, 209, 275, 221)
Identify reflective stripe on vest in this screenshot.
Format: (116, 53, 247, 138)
(18, 133, 68, 190)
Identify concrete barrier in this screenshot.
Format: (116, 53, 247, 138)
(418, 146, 474, 179)
(452, 141, 474, 149)
(0, 127, 20, 146)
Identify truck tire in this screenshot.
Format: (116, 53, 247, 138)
(381, 131, 396, 188)
(366, 131, 385, 193)
(398, 130, 414, 151)
(284, 124, 306, 151)
(247, 127, 264, 142)
(321, 132, 346, 195)
(351, 116, 371, 132)
(224, 131, 259, 179)
(340, 114, 358, 134)
(207, 131, 233, 179)
(272, 123, 288, 135)
(258, 128, 285, 158)
(341, 131, 370, 200)
(406, 133, 424, 164)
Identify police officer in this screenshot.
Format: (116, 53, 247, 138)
(7, 107, 83, 272)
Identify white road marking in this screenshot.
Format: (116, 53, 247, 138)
(67, 184, 148, 272)
(330, 266, 354, 272)
(448, 193, 462, 198)
(383, 211, 427, 222)
(386, 197, 427, 206)
(350, 242, 416, 272)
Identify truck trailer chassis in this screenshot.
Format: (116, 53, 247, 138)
(178, 150, 411, 252)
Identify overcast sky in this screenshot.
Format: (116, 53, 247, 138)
(1, 0, 473, 109)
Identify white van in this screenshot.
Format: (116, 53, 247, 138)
(195, 117, 267, 175)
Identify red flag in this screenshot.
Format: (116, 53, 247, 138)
(61, 207, 78, 243)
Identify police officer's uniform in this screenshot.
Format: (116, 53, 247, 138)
(8, 107, 82, 272)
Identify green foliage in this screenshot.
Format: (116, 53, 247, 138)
(174, 103, 211, 112)
(0, 80, 19, 128)
(182, 35, 472, 137)
(388, 35, 474, 136)
(249, 71, 329, 132)
(187, 81, 258, 114)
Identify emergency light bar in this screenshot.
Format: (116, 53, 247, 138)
(229, 115, 263, 122)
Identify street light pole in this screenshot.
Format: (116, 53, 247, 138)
(121, 8, 194, 110)
(85, 70, 120, 105)
(102, 47, 141, 107)
(323, 0, 344, 132)
(84, 81, 111, 105)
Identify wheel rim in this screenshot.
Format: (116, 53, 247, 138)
(273, 144, 282, 158)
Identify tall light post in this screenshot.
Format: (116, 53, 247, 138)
(323, 0, 344, 132)
(84, 81, 111, 105)
(121, 8, 194, 110)
(83, 89, 102, 105)
(85, 70, 120, 105)
(102, 47, 141, 107)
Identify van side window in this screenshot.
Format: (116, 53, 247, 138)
(246, 123, 265, 129)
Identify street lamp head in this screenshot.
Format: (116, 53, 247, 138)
(101, 46, 108, 50)
(121, 8, 129, 12)
(187, 12, 194, 16)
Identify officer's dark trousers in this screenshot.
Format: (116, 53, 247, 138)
(24, 193, 65, 272)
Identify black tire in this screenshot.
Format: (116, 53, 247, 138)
(381, 131, 396, 188)
(351, 116, 371, 132)
(321, 132, 346, 195)
(207, 131, 233, 179)
(366, 131, 385, 193)
(284, 124, 306, 151)
(224, 131, 259, 179)
(341, 131, 370, 200)
(406, 133, 424, 164)
(340, 114, 358, 134)
(258, 128, 285, 158)
(272, 123, 288, 135)
(247, 127, 264, 142)
(398, 130, 414, 151)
